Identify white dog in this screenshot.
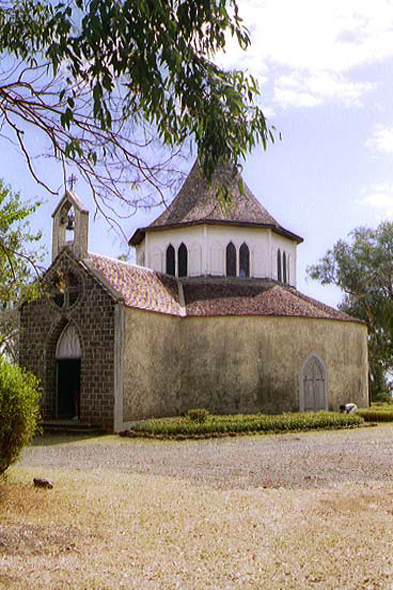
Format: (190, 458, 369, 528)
(339, 403, 358, 414)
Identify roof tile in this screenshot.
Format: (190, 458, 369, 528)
(86, 254, 183, 316)
(84, 254, 361, 324)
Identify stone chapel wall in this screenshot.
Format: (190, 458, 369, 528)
(19, 252, 116, 429)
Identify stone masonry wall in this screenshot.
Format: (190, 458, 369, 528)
(19, 249, 116, 430)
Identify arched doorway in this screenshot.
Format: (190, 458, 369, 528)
(299, 355, 328, 411)
(56, 324, 81, 419)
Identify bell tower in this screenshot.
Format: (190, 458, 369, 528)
(51, 191, 89, 261)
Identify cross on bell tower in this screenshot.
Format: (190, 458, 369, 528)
(67, 174, 78, 192)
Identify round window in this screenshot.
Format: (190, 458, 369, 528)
(51, 271, 80, 309)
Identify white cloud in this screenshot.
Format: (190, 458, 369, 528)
(274, 71, 372, 109)
(218, 0, 393, 109)
(366, 127, 393, 154)
(357, 184, 393, 218)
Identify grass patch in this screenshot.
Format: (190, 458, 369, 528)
(120, 411, 363, 440)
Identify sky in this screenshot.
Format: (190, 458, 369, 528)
(4, 0, 393, 308)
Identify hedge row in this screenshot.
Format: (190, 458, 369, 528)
(357, 409, 393, 422)
(120, 412, 364, 440)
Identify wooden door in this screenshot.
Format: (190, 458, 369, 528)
(302, 356, 326, 411)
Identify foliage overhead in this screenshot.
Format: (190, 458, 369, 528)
(0, 180, 44, 360)
(0, 0, 273, 214)
(0, 357, 41, 475)
(308, 222, 393, 399)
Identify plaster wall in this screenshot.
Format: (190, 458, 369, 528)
(135, 224, 297, 285)
(122, 308, 182, 421)
(122, 310, 368, 422)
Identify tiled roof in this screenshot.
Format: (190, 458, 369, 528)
(129, 161, 303, 245)
(150, 160, 279, 227)
(84, 254, 361, 324)
(182, 279, 357, 321)
(85, 254, 184, 316)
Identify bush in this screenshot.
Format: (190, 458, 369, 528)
(373, 391, 393, 404)
(357, 409, 393, 422)
(121, 411, 364, 440)
(0, 359, 41, 475)
(187, 408, 210, 424)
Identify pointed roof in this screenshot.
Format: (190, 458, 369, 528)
(129, 161, 303, 245)
(51, 190, 89, 218)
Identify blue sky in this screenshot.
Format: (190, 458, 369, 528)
(5, 0, 393, 308)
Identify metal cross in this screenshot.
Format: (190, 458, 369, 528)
(67, 174, 78, 192)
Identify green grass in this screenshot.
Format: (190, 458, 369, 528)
(120, 411, 364, 440)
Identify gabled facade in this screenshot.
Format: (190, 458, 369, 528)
(19, 162, 369, 431)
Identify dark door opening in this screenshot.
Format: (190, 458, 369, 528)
(56, 359, 81, 419)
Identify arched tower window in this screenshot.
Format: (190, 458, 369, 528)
(287, 255, 291, 284)
(226, 242, 236, 277)
(283, 251, 287, 284)
(178, 243, 188, 277)
(166, 244, 175, 276)
(277, 249, 282, 282)
(62, 204, 76, 243)
(239, 243, 250, 277)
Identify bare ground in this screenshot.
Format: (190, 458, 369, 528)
(20, 424, 393, 489)
(0, 425, 393, 589)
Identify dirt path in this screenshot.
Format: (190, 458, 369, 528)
(21, 424, 393, 489)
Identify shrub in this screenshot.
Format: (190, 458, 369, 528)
(0, 359, 41, 475)
(357, 409, 393, 422)
(187, 408, 210, 424)
(373, 391, 393, 404)
(121, 411, 363, 440)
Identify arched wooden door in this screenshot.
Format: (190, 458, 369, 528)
(56, 324, 81, 419)
(299, 355, 328, 411)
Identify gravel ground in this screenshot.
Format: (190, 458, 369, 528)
(21, 424, 393, 489)
(3, 425, 393, 589)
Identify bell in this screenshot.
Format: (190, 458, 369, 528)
(66, 213, 75, 231)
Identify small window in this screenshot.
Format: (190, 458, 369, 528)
(287, 255, 290, 284)
(226, 242, 236, 277)
(277, 249, 282, 282)
(283, 251, 287, 284)
(239, 243, 250, 277)
(166, 244, 175, 276)
(178, 243, 188, 277)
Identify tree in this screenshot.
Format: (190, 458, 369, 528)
(0, 0, 273, 219)
(0, 180, 44, 360)
(308, 222, 393, 400)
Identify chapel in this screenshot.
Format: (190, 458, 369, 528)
(19, 161, 369, 431)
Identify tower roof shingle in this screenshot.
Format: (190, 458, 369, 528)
(129, 161, 303, 245)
